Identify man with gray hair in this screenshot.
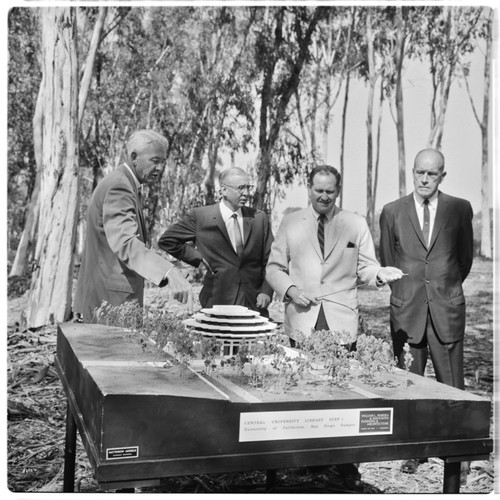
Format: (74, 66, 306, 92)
(74, 129, 191, 322)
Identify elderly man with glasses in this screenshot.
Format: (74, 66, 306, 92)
(159, 167, 274, 316)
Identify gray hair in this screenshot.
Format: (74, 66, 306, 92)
(126, 129, 168, 157)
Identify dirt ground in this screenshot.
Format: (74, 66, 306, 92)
(6, 259, 496, 494)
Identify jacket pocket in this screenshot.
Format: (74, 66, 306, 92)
(390, 296, 404, 307)
(106, 277, 135, 293)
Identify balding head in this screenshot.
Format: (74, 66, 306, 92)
(414, 148, 445, 171)
(219, 167, 252, 211)
(412, 148, 446, 199)
(219, 167, 248, 186)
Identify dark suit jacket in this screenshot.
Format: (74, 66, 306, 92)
(159, 204, 274, 310)
(74, 164, 172, 322)
(379, 191, 473, 344)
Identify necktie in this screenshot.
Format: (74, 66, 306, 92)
(422, 199, 430, 247)
(231, 213, 243, 256)
(317, 214, 326, 257)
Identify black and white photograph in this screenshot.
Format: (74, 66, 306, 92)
(4, 0, 497, 496)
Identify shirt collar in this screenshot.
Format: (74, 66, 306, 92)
(219, 200, 242, 220)
(311, 205, 335, 221)
(413, 190, 439, 208)
(123, 163, 141, 189)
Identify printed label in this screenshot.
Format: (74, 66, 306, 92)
(106, 446, 139, 460)
(239, 408, 393, 442)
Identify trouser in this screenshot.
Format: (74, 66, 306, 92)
(393, 313, 464, 390)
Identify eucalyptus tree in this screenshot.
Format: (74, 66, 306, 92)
(293, 6, 361, 208)
(461, 7, 493, 258)
(361, 7, 398, 232)
(8, 8, 41, 277)
(419, 6, 484, 149)
(25, 7, 80, 328)
(251, 6, 327, 211)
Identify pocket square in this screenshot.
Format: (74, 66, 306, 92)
(347, 241, 356, 248)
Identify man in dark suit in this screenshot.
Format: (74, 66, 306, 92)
(73, 129, 191, 323)
(158, 167, 274, 315)
(379, 148, 474, 476)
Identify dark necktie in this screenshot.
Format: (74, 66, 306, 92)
(422, 199, 430, 247)
(317, 214, 326, 257)
(231, 213, 243, 256)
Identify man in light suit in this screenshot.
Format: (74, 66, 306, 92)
(73, 129, 191, 323)
(379, 148, 473, 476)
(266, 164, 402, 348)
(158, 167, 274, 315)
(266, 164, 402, 488)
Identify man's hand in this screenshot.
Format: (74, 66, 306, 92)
(286, 286, 318, 308)
(201, 259, 213, 274)
(256, 293, 271, 310)
(165, 267, 192, 304)
(377, 266, 405, 284)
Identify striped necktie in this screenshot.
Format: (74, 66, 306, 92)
(317, 214, 326, 257)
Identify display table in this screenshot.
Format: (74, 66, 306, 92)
(55, 323, 492, 493)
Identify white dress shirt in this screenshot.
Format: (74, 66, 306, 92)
(413, 191, 439, 241)
(220, 201, 244, 253)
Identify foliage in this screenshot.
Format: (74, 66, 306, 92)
(355, 333, 396, 383)
(7, 5, 491, 311)
(92, 300, 200, 365)
(216, 330, 403, 391)
(7, 8, 41, 256)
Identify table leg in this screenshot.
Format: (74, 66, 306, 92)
(63, 402, 77, 492)
(266, 469, 277, 491)
(443, 461, 461, 493)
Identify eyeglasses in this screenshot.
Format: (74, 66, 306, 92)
(222, 184, 254, 193)
(413, 169, 443, 180)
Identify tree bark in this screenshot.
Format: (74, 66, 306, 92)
(26, 8, 80, 328)
(395, 7, 407, 198)
(254, 8, 324, 210)
(78, 7, 107, 126)
(9, 75, 45, 278)
(479, 11, 492, 258)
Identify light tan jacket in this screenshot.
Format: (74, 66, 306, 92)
(266, 206, 381, 342)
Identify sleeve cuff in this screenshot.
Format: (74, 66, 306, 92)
(159, 267, 173, 287)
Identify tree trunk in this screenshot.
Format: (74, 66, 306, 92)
(395, 7, 407, 198)
(26, 8, 80, 328)
(479, 10, 492, 258)
(78, 7, 107, 126)
(9, 81, 44, 277)
(254, 8, 323, 210)
(365, 8, 376, 232)
(339, 73, 350, 209)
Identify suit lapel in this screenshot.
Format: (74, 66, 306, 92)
(212, 205, 234, 251)
(305, 209, 323, 259)
(324, 206, 343, 260)
(404, 194, 427, 249)
(119, 164, 147, 242)
(428, 191, 449, 251)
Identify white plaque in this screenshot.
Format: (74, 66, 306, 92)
(239, 408, 393, 442)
